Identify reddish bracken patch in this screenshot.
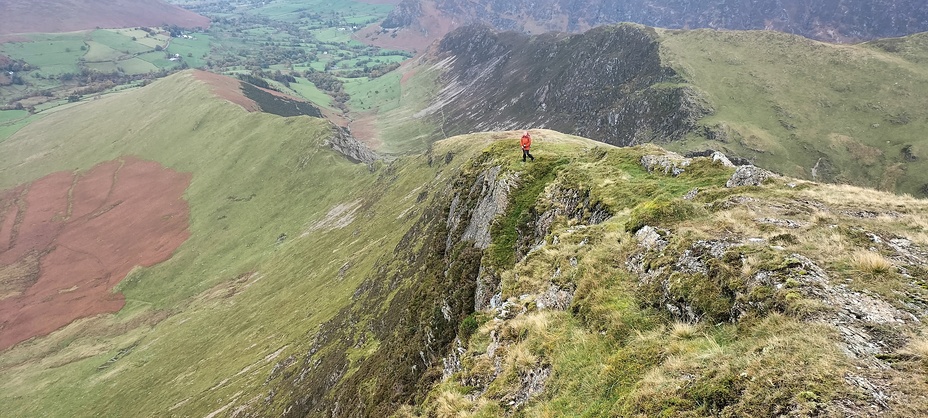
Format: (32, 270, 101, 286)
(192, 70, 260, 112)
(0, 157, 191, 351)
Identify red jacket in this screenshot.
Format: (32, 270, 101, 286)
(520, 134, 532, 150)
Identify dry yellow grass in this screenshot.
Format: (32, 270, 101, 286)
(434, 390, 473, 418)
(505, 343, 539, 370)
(669, 321, 699, 340)
(900, 336, 928, 360)
(851, 250, 894, 274)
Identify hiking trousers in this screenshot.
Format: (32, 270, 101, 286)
(522, 149, 534, 162)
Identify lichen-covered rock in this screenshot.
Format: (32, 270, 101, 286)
(726, 165, 774, 188)
(441, 337, 466, 380)
(634, 225, 668, 252)
(502, 366, 551, 408)
(710, 151, 736, 167)
(641, 152, 691, 176)
(535, 283, 575, 311)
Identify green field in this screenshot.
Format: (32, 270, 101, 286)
(250, 0, 392, 23)
(0, 33, 86, 75)
(287, 77, 336, 110)
(91, 29, 152, 55)
(166, 34, 212, 68)
(117, 57, 159, 74)
(84, 61, 119, 73)
(0, 109, 37, 142)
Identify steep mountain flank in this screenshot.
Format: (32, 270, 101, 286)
(0, 0, 209, 36)
(380, 0, 928, 44)
(413, 24, 711, 147)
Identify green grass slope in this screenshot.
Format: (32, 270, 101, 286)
(659, 29, 928, 196)
(0, 70, 429, 416)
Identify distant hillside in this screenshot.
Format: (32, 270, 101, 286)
(381, 25, 928, 196)
(0, 0, 209, 35)
(410, 24, 708, 148)
(375, 0, 928, 45)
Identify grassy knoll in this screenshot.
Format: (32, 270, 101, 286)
(658, 29, 928, 195)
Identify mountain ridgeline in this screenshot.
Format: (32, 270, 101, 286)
(417, 24, 709, 147)
(383, 0, 928, 42)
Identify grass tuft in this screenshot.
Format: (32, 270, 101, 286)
(852, 250, 894, 274)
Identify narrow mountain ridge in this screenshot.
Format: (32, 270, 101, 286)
(2, 73, 928, 417)
(236, 130, 928, 417)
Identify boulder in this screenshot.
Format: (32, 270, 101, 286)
(726, 165, 774, 188)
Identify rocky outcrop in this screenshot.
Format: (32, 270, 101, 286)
(641, 152, 692, 176)
(327, 126, 378, 165)
(726, 165, 776, 188)
(380, 0, 422, 29)
(419, 24, 713, 147)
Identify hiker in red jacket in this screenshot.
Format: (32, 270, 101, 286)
(520, 131, 535, 162)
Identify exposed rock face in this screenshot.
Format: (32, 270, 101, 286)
(327, 126, 378, 165)
(419, 24, 713, 147)
(383, 0, 928, 43)
(535, 283, 574, 311)
(459, 166, 512, 249)
(381, 0, 422, 29)
(726, 165, 776, 188)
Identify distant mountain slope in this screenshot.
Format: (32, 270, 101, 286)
(0, 0, 209, 35)
(413, 24, 709, 148)
(389, 25, 928, 196)
(376, 0, 928, 45)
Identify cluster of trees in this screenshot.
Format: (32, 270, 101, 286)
(304, 69, 349, 110)
(1, 58, 32, 73)
(337, 61, 401, 79)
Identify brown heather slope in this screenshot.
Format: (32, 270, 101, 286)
(0, 0, 209, 36)
(0, 156, 191, 351)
